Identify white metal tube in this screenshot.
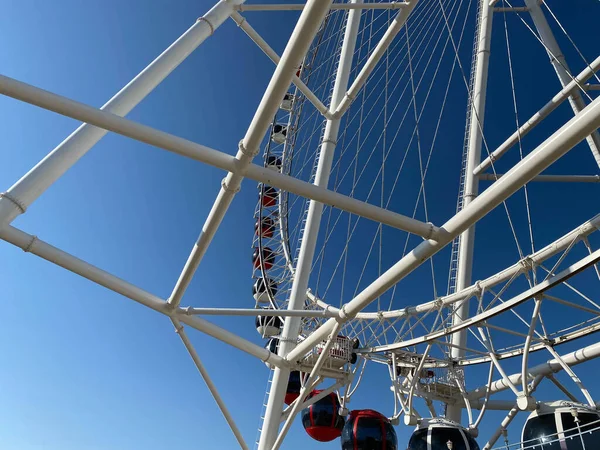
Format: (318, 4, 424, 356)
(230, 11, 331, 119)
(258, 3, 359, 447)
(468, 340, 600, 399)
(235, 3, 408, 11)
(0, 74, 437, 240)
(544, 344, 595, 407)
(330, 0, 418, 119)
(181, 307, 338, 317)
(472, 400, 521, 411)
(0, 224, 286, 367)
(547, 373, 580, 403)
(482, 406, 519, 450)
(309, 213, 599, 320)
(474, 55, 600, 175)
(169, 0, 336, 308)
(287, 86, 600, 365)
(272, 323, 342, 450)
(366, 249, 600, 353)
(521, 296, 543, 395)
(524, 0, 600, 168)
(0, 0, 239, 230)
(479, 173, 600, 182)
(172, 318, 250, 450)
(447, 0, 494, 423)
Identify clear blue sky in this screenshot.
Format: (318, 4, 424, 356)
(0, 1, 599, 449)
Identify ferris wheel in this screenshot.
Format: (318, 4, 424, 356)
(1, 0, 600, 449)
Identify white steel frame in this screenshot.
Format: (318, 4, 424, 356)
(1, 1, 600, 449)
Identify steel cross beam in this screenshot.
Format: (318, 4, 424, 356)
(447, 0, 494, 422)
(474, 55, 600, 175)
(354, 248, 600, 353)
(0, 224, 287, 368)
(0, 75, 437, 238)
(258, 1, 361, 447)
(235, 3, 409, 12)
(468, 340, 600, 400)
(524, 0, 600, 168)
(0, 0, 242, 232)
(167, 0, 339, 308)
(285, 90, 600, 365)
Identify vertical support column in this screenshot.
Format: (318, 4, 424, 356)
(0, 0, 243, 230)
(257, 3, 362, 449)
(524, 0, 600, 168)
(167, 0, 336, 308)
(447, 0, 494, 423)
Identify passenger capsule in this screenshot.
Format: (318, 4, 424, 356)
(341, 410, 397, 450)
(522, 402, 600, 449)
(252, 247, 275, 270)
(271, 124, 287, 145)
(350, 338, 360, 364)
(285, 371, 302, 405)
(253, 277, 278, 303)
(255, 217, 275, 238)
(280, 93, 295, 111)
(266, 155, 283, 171)
(255, 310, 282, 337)
(407, 418, 480, 450)
(301, 390, 345, 442)
(260, 185, 278, 208)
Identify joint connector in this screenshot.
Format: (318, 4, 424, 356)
(338, 306, 349, 322)
(221, 177, 240, 194)
(196, 16, 215, 35)
(238, 139, 259, 158)
(0, 192, 27, 214)
(23, 234, 38, 253)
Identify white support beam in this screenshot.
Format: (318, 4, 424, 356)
(0, 75, 438, 240)
(366, 249, 600, 353)
(258, 2, 360, 447)
(230, 11, 331, 119)
(181, 307, 338, 318)
(311, 214, 600, 333)
(0, 224, 286, 368)
(482, 407, 519, 450)
(172, 318, 250, 450)
(480, 173, 600, 183)
(168, 0, 338, 308)
(0, 0, 241, 231)
(524, 0, 600, 168)
(468, 340, 600, 400)
(475, 55, 600, 175)
(448, 0, 494, 422)
(285, 90, 600, 365)
(330, 0, 419, 119)
(235, 3, 409, 12)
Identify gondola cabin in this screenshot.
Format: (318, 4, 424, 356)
(252, 277, 278, 303)
(301, 390, 345, 442)
(255, 310, 282, 337)
(341, 409, 397, 450)
(280, 93, 295, 111)
(265, 155, 283, 171)
(521, 402, 600, 449)
(260, 185, 278, 208)
(407, 418, 480, 450)
(271, 124, 287, 145)
(285, 371, 302, 405)
(255, 217, 275, 238)
(252, 246, 275, 270)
